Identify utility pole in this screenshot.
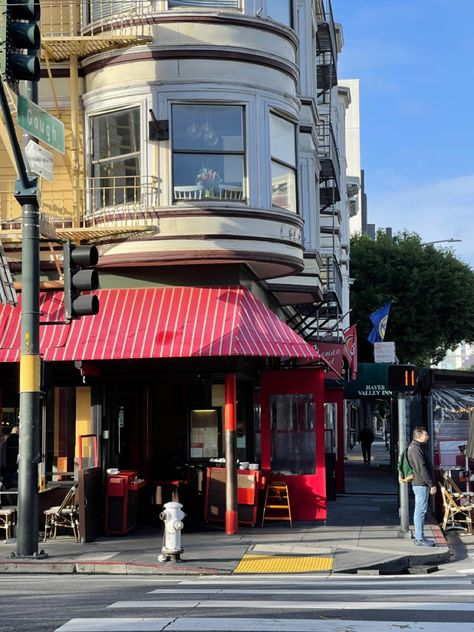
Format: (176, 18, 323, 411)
(397, 393, 411, 538)
(388, 364, 416, 540)
(1, 0, 43, 557)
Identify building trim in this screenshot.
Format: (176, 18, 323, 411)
(81, 48, 299, 83)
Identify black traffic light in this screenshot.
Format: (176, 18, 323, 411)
(63, 241, 100, 320)
(387, 364, 416, 392)
(0, 0, 40, 85)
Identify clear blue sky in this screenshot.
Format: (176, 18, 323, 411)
(335, 0, 474, 267)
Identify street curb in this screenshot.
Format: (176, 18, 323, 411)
(0, 560, 231, 575)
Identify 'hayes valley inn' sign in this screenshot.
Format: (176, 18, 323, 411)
(344, 363, 393, 398)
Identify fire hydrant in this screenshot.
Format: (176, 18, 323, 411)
(158, 501, 186, 562)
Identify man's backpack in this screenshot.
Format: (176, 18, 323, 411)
(398, 447, 413, 483)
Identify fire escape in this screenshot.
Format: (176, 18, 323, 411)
(285, 0, 342, 343)
(0, 1, 155, 253)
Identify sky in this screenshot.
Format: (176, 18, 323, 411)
(335, 0, 474, 267)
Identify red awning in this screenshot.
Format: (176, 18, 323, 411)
(0, 286, 322, 363)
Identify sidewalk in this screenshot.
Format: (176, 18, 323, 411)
(0, 441, 452, 575)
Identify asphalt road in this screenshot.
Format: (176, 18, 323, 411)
(1, 572, 474, 631)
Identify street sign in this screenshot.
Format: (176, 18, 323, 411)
(25, 140, 53, 181)
(374, 341, 396, 363)
(17, 95, 65, 153)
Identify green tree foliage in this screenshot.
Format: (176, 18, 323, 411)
(350, 231, 474, 367)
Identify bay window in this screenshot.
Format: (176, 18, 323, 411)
(168, 1, 240, 8)
(91, 107, 141, 210)
(172, 104, 245, 202)
(270, 112, 297, 212)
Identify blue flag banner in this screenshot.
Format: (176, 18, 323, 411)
(367, 303, 391, 344)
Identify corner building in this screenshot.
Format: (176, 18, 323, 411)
(0, 1, 354, 534)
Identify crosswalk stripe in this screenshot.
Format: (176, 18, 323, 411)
(148, 587, 474, 596)
(55, 618, 474, 632)
(108, 599, 474, 611)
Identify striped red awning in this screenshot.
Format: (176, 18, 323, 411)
(0, 286, 322, 363)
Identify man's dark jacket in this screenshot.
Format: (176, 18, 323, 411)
(407, 440, 434, 487)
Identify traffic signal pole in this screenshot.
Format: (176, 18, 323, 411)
(1, 0, 43, 557)
(16, 70, 42, 557)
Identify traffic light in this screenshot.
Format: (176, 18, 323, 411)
(387, 364, 416, 392)
(0, 0, 41, 85)
(63, 241, 100, 320)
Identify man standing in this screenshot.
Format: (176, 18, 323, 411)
(358, 424, 375, 464)
(407, 426, 437, 547)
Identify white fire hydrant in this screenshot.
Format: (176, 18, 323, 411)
(158, 501, 186, 562)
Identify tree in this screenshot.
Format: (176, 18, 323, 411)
(350, 231, 474, 367)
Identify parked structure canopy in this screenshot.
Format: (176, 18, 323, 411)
(0, 286, 322, 363)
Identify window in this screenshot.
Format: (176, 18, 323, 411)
(91, 107, 141, 209)
(270, 112, 297, 212)
(89, 0, 134, 22)
(168, 1, 240, 8)
(172, 104, 245, 202)
(270, 394, 316, 474)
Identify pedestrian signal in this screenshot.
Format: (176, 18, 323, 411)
(387, 364, 416, 392)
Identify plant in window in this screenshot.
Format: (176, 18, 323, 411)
(196, 166, 221, 197)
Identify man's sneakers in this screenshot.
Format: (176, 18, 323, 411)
(414, 538, 436, 547)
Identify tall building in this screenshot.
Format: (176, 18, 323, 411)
(0, 1, 354, 528)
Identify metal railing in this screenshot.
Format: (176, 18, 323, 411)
(317, 113, 341, 179)
(320, 253, 342, 299)
(0, 176, 160, 230)
(40, 0, 155, 39)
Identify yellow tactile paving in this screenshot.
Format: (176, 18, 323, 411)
(234, 553, 333, 574)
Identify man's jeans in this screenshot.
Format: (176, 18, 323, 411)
(413, 485, 429, 541)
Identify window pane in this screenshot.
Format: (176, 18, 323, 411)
(270, 113, 295, 166)
(270, 394, 315, 475)
(90, 0, 134, 22)
(173, 153, 244, 199)
(92, 108, 140, 161)
(94, 158, 140, 208)
(271, 162, 296, 212)
(169, 1, 240, 7)
(267, 0, 292, 26)
(173, 104, 243, 152)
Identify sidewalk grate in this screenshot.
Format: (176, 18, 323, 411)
(234, 553, 333, 574)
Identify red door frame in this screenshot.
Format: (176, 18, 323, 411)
(324, 386, 345, 494)
(260, 368, 326, 521)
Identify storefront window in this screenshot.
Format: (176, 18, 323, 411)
(270, 394, 315, 474)
(270, 112, 296, 212)
(189, 409, 220, 459)
(91, 107, 141, 210)
(172, 104, 245, 202)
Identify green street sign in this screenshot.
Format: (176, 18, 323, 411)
(17, 94, 65, 153)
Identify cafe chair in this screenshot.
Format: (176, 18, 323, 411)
(219, 184, 243, 200)
(43, 483, 79, 542)
(439, 483, 474, 534)
(0, 482, 16, 540)
(174, 185, 203, 200)
(443, 474, 474, 499)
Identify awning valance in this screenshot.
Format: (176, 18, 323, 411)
(0, 286, 322, 363)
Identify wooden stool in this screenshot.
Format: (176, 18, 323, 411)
(261, 481, 292, 527)
(0, 507, 17, 540)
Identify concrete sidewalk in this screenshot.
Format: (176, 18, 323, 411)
(0, 441, 452, 575)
